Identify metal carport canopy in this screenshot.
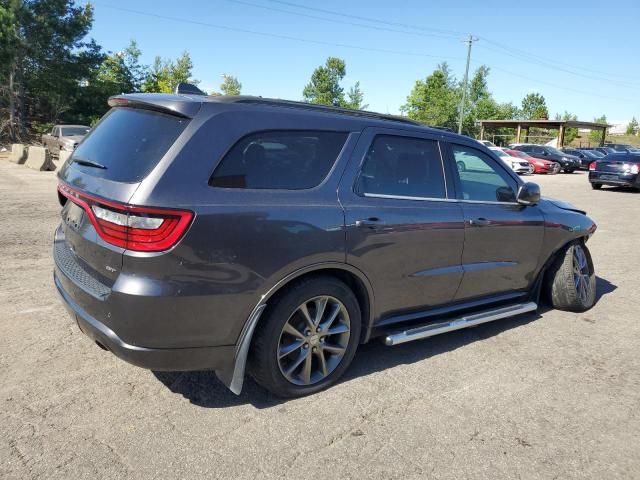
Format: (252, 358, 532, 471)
(478, 119, 612, 145)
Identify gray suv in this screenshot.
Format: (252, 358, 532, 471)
(54, 92, 597, 398)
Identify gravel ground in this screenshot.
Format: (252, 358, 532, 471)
(1, 161, 638, 479)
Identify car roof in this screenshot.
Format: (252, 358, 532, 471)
(108, 93, 469, 141)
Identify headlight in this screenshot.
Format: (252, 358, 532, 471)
(561, 156, 568, 161)
(631, 164, 639, 174)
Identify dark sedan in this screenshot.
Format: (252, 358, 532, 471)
(589, 153, 640, 190)
(562, 148, 600, 169)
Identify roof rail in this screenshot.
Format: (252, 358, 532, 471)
(230, 97, 421, 126)
(175, 82, 207, 96)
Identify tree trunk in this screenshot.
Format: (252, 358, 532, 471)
(9, 70, 16, 142)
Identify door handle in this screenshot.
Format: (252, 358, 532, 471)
(469, 217, 491, 227)
(355, 217, 381, 228)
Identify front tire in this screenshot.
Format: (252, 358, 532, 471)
(249, 276, 361, 398)
(545, 242, 596, 312)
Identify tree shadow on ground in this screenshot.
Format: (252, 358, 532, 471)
(153, 275, 617, 409)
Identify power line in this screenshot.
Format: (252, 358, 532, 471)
(266, 0, 466, 38)
(92, 2, 465, 61)
(263, 0, 640, 86)
(476, 43, 639, 89)
(481, 37, 640, 82)
(225, 0, 459, 41)
(479, 62, 630, 102)
(92, 1, 636, 104)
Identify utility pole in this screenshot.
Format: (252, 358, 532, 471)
(457, 34, 479, 134)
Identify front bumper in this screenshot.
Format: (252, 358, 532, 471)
(54, 270, 235, 371)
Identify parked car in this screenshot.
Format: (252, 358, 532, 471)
(593, 147, 619, 156)
(561, 148, 598, 169)
(589, 153, 640, 190)
(511, 144, 580, 173)
(505, 149, 560, 174)
(41, 125, 90, 156)
(489, 147, 532, 174)
(603, 143, 640, 154)
(53, 92, 598, 398)
(578, 148, 605, 159)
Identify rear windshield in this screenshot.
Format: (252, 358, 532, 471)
(70, 108, 189, 183)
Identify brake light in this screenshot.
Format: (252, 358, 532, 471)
(630, 164, 639, 174)
(58, 184, 193, 252)
(588, 162, 596, 171)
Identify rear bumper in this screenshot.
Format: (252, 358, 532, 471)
(589, 171, 639, 187)
(54, 270, 235, 371)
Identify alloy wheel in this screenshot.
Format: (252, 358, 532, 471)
(277, 296, 351, 386)
(572, 245, 592, 304)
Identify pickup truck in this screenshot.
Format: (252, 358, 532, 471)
(42, 125, 90, 157)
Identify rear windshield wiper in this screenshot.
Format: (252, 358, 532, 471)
(72, 158, 107, 169)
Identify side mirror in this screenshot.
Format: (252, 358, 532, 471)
(517, 182, 540, 205)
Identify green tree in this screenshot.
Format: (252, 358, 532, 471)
(590, 115, 608, 143)
(303, 57, 347, 107)
(212, 74, 242, 96)
(345, 81, 368, 110)
(401, 63, 458, 129)
(521, 93, 549, 120)
(142, 51, 198, 93)
(1, 0, 103, 141)
(626, 117, 638, 135)
(555, 111, 578, 145)
(68, 40, 146, 125)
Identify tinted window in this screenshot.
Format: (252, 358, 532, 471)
(70, 108, 189, 183)
(356, 135, 446, 199)
(452, 144, 517, 203)
(210, 131, 348, 190)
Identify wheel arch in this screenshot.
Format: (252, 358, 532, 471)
(217, 262, 375, 395)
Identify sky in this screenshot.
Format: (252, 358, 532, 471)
(87, 0, 640, 124)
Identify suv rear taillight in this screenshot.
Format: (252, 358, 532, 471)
(588, 162, 596, 171)
(58, 184, 193, 252)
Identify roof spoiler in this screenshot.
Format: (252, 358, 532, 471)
(108, 94, 202, 118)
(175, 82, 207, 96)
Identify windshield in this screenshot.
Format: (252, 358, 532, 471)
(545, 147, 564, 155)
(62, 126, 90, 136)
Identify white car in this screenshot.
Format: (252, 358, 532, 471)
(477, 139, 497, 148)
(489, 147, 533, 175)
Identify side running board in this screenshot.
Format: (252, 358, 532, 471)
(385, 302, 537, 346)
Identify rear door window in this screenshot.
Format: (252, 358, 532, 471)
(210, 130, 348, 189)
(356, 135, 446, 199)
(70, 108, 189, 183)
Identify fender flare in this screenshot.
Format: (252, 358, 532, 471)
(216, 262, 375, 395)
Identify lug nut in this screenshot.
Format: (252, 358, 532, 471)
(312, 347, 317, 352)
(303, 343, 309, 349)
(316, 327, 321, 333)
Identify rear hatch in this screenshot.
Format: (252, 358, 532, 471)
(596, 156, 640, 174)
(56, 103, 192, 292)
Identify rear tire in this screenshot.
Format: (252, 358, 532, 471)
(591, 183, 602, 190)
(249, 276, 361, 398)
(545, 242, 596, 312)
